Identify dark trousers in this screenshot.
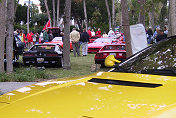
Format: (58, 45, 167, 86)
(72, 42, 80, 56)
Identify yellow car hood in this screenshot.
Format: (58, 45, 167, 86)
(0, 72, 176, 118)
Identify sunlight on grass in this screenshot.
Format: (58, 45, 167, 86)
(46, 52, 104, 79)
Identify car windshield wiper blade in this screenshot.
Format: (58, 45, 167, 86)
(141, 69, 176, 76)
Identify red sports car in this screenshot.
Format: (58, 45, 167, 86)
(44, 37, 73, 50)
(89, 35, 101, 43)
(95, 44, 126, 66)
(88, 38, 115, 53)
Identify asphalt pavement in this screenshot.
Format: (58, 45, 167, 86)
(0, 82, 37, 94)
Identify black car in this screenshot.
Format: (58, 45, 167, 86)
(23, 44, 63, 67)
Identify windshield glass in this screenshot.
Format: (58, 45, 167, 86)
(103, 45, 125, 50)
(30, 45, 55, 51)
(111, 37, 176, 76)
(94, 38, 112, 43)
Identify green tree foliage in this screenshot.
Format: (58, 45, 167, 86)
(15, 4, 27, 24)
(39, 0, 112, 32)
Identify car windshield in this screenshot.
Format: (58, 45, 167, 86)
(94, 38, 112, 43)
(111, 36, 176, 76)
(30, 45, 55, 51)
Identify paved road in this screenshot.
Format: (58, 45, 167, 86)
(0, 82, 37, 94)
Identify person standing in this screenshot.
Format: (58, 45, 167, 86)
(87, 29, 92, 37)
(91, 29, 95, 36)
(43, 28, 49, 42)
(147, 27, 153, 44)
(96, 28, 101, 36)
(102, 31, 108, 38)
(80, 29, 89, 56)
(48, 30, 54, 41)
(27, 31, 34, 48)
(108, 28, 115, 38)
(70, 28, 80, 57)
(164, 26, 168, 35)
(155, 29, 167, 42)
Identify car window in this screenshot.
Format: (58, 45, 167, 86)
(31, 45, 55, 51)
(112, 37, 176, 76)
(103, 45, 126, 50)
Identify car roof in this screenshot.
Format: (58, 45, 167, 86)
(34, 43, 58, 46)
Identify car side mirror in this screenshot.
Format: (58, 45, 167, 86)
(104, 55, 121, 67)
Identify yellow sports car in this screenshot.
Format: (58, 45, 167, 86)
(0, 37, 176, 117)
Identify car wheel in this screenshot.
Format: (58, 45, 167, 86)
(58, 58, 63, 67)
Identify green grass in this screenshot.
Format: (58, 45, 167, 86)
(0, 52, 109, 82)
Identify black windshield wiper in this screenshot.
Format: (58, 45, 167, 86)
(141, 69, 176, 76)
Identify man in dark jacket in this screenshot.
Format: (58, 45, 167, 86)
(156, 29, 167, 42)
(80, 29, 89, 56)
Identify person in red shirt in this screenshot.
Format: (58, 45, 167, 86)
(27, 31, 34, 48)
(96, 28, 101, 36)
(87, 29, 92, 37)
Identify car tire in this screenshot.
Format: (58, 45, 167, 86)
(58, 58, 63, 67)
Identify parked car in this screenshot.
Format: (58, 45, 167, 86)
(95, 44, 126, 66)
(44, 37, 73, 50)
(23, 43, 63, 67)
(0, 36, 176, 118)
(47, 27, 61, 38)
(88, 37, 117, 53)
(89, 35, 101, 43)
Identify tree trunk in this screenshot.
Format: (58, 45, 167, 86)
(14, 0, 19, 14)
(27, 0, 30, 34)
(139, 0, 145, 26)
(0, 0, 6, 72)
(121, 0, 133, 58)
(83, 0, 88, 31)
(151, 0, 155, 32)
(63, 0, 71, 70)
(52, 0, 56, 27)
(112, 0, 115, 29)
(168, 0, 176, 36)
(57, 0, 60, 27)
(6, 0, 15, 73)
(44, 0, 52, 27)
(105, 0, 112, 29)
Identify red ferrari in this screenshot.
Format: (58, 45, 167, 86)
(89, 35, 101, 43)
(44, 37, 73, 50)
(95, 44, 126, 66)
(88, 38, 115, 53)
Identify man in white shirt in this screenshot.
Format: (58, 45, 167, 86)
(108, 28, 115, 38)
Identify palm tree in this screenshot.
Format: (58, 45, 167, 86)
(139, 0, 145, 26)
(27, 0, 30, 33)
(44, 0, 52, 27)
(105, 0, 112, 29)
(6, 0, 15, 72)
(121, 0, 132, 57)
(0, 0, 6, 72)
(52, 0, 56, 27)
(63, 0, 71, 70)
(112, 0, 115, 29)
(57, 0, 60, 27)
(83, 0, 88, 31)
(168, 0, 176, 36)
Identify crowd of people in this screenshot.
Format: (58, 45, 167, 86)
(14, 29, 40, 49)
(14, 28, 55, 49)
(146, 26, 168, 44)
